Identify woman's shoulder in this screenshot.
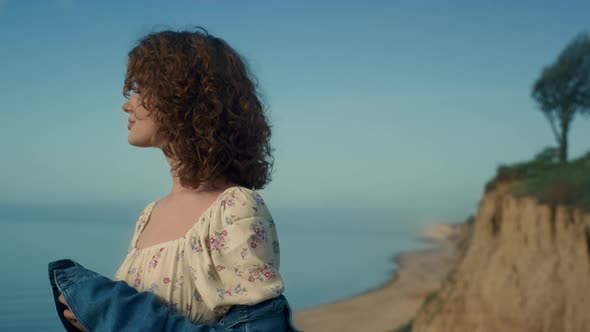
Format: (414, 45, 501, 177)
(189, 186, 273, 234)
(219, 186, 271, 219)
(181, 186, 269, 236)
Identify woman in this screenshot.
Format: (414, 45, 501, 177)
(52, 27, 301, 331)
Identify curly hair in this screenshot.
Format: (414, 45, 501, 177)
(123, 27, 275, 191)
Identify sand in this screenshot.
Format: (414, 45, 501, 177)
(291, 223, 463, 332)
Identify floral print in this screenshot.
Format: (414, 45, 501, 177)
(133, 270, 142, 287)
(148, 282, 159, 292)
(253, 192, 266, 207)
(188, 235, 204, 254)
(192, 289, 204, 303)
(113, 187, 284, 325)
(148, 247, 166, 272)
(240, 247, 248, 260)
(246, 264, 274, 283)
(209, 229, 229, 255)
(216, 283, 248, 301)
(160, 275, 184, 289)
(272, 240, 280, 256)
(267, 217, 276, 229)
(224, 214, 240, 226)
(249, 220, 267, 249)
(175, 248, 185, 263)
(206, 263, 218, 281)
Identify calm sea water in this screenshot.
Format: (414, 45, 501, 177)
(0, 202, 431, 330)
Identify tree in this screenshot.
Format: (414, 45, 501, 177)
(532, 32, 590, 163)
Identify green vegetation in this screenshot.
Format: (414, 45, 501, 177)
(423, 291, 439, 307)
(486, 149, 590, 212)
(392, 319, 413, 332)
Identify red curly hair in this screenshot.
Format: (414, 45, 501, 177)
(123, 27, 275, 191)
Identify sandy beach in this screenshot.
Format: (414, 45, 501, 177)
(292, 223, 466, 332)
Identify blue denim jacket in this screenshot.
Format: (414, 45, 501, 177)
(48, 259, 303, 332)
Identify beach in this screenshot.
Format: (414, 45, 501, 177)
(292, 223, 466, 332)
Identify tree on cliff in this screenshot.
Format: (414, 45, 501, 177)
(531, 32, 590, 162)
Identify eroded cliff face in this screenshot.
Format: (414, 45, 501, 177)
(411, 184, 590, 332)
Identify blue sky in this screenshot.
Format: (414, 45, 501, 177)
(1, 0, 590, 224)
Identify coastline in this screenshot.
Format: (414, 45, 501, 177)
(292, 222, 466, 332)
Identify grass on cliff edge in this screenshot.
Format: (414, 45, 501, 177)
(485, 149, 590, 212)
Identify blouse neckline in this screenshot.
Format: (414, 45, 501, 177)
(132, 186, 245, 252)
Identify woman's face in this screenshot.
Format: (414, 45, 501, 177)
(122, 91, 166, 148)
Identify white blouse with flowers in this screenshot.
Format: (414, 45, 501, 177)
(113, 186, 284, 325)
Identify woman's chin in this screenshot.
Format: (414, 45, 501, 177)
(127, 137, 142, 147)
(127, 138, 155, 148)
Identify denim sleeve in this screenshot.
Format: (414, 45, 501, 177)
(49, 259, 220, 332)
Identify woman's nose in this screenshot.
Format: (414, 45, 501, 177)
(122, 100, 132, 113)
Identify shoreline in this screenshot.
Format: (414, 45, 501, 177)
(292, 222, 465, 332)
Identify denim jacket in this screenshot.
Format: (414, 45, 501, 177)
(48, 259, 303, 332)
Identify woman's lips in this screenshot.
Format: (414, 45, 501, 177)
(128, 122, 134, 130)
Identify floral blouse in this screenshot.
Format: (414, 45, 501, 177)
(113, 186, 284, 325)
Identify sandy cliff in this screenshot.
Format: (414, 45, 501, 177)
(412, 184, 590, 332)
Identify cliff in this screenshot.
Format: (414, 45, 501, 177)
(410, 183, 590, 332)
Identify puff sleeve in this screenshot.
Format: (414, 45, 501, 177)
(188, 188, 284, 312)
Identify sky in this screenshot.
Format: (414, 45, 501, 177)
(1, 0, 590, 225)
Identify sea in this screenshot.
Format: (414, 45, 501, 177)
(0, 202, 433, 331)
